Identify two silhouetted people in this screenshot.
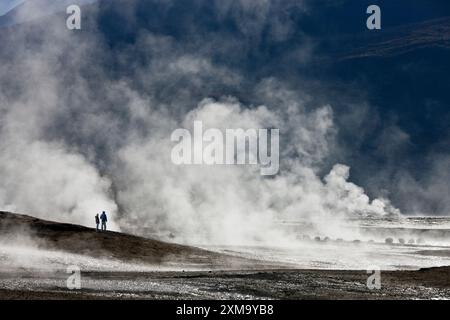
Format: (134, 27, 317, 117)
(95, 211, 108, 232)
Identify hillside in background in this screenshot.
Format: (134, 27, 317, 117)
(0, 211, 262, 269)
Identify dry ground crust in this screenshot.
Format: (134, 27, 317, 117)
(1, 267, 450, 299)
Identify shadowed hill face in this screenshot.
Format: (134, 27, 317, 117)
(0, 211, 257, 268)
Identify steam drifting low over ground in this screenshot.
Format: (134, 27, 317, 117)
(2, 212, 450, 299)
(3, 211, 450, 273)
(0, 211, 278, 272)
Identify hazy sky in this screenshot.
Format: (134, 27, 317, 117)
(0, 0, 25, 16)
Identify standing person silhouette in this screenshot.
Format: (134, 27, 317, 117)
(95, 213, 100, 232)
(100, 211, 108, 231)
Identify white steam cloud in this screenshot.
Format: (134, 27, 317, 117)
(0, 1, 400, 246)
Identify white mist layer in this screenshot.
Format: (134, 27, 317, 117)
(207, 242, 450, 271)
(0, 244, 163, 272)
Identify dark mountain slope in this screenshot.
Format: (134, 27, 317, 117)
(0, 211, 261, 268)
